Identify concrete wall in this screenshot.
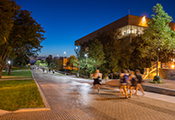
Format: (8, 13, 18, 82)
(159, 69, 175, 80)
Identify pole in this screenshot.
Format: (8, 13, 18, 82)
(8, 61, 11, 75)
(157, 40, 160, 76)
(86, 57, 87, 79)
(64, 52, 66, 75)
(65, 57, 66, 75)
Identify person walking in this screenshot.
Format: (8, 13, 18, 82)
(42, 68, 45, 73)
(129, 72, 138, 98)
(134, 69, 145, 96)
(119, 69, 130, 98)
(91, 69, 102, 94)
(53, 69, 55, 74)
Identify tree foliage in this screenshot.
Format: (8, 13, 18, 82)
(0, 1, 46, 78)
(46, 55, 53, 66)
(13, 53, 30, 66)
(0, 0, 20, 45)
(141, 3, 175, 58)
(88, 38, 105, 70)
(67, 55, 77, 67)
(141, 3, 175, 75)
(98, 29, 121, 73)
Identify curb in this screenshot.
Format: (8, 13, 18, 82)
(0, 70, 50, 117)
(142, 84, 175, 96)
(31, 70, 51, 109)
(0, 78, 33, 81)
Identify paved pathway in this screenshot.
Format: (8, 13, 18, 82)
(0, 69, 175, 120)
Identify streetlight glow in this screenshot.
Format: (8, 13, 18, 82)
(8, 61, 11, 64)
(64, 51, 66, 75)
(143, 16, 146, 23)
(84, 53, 88, 78)
(139, 15, 148, 27)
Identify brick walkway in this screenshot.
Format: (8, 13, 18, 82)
(0, 70, 175, 120)
(144, 79, 175, 90)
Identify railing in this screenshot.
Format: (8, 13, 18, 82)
(143, 62, 158, 79)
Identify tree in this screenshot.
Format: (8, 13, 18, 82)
(141, 3, 175, 76)
(46, 55, 53, 66)
(98, 29, 121, 73)
(73, 46, 86, 76)
(0, 0, 20, 45)
(34, 60, 42, 66)
(13, 53, 30, 66)
(34, 59, 48, 67)
(54, 57, 59, 68)
(129, 36, 152, 72)
(0, 0, 20, 77)
(67, 55, 77, 67)
(0, 5, 46, 78)
(88, 38, 105, 70)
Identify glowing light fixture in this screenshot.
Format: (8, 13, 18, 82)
(143, 16, 146, 23)
(139, 16, 148, 27)
(171, 65, 175, 69)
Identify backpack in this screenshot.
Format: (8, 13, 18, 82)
(122, 74, 129, 83)
(98, 76, 102, 82)
(136, 74, 143, 83)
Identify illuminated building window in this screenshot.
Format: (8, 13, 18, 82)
(120, 25, 146, 37)
(124, 31, 127, 35)
(127, 29, 131, 34)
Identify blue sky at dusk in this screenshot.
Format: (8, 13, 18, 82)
(15, 0, 175, 57)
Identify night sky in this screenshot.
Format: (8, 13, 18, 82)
(15, 0, 175, 57)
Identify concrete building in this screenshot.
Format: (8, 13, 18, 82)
(75, 14, 175, 46)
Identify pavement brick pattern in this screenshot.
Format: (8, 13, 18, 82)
(0, 70, 175, 120)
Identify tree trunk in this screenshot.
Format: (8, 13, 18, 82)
(77, 67, 79, 77)
(0, 69, 2, 78)
(156, 54, 159, 76)
(8, 64, 11, 75)
(0, 64, 6, 78)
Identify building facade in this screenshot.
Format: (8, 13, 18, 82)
(75, 14, 175, 46)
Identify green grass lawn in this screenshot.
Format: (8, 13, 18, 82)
(2, 70, 32, 78)
(55, 72, 66, 76)
(0, 80, 45, 111)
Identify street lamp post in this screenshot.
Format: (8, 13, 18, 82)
(57, 55, 59, 69)
(64, 52, 66, 75)
(85, 54, 88, 79)
(75, 46, 79, 77)
(8, 60, 11, 75)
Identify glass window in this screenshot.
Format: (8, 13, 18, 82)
(119, 25, 146, 37)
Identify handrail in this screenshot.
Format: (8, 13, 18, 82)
(143, 68, 157, 79)
(143, 63, 157, 79)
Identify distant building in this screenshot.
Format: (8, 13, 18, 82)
(29, 56, 47, 65)
(62, 57, 77, 70)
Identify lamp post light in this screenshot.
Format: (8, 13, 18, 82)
(57, 55, 59, 69)
(85, 53, 88, 79)
(8, 60, 11, 75)
(64, 52, 66, 75)
(75, 46, 79, 77)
